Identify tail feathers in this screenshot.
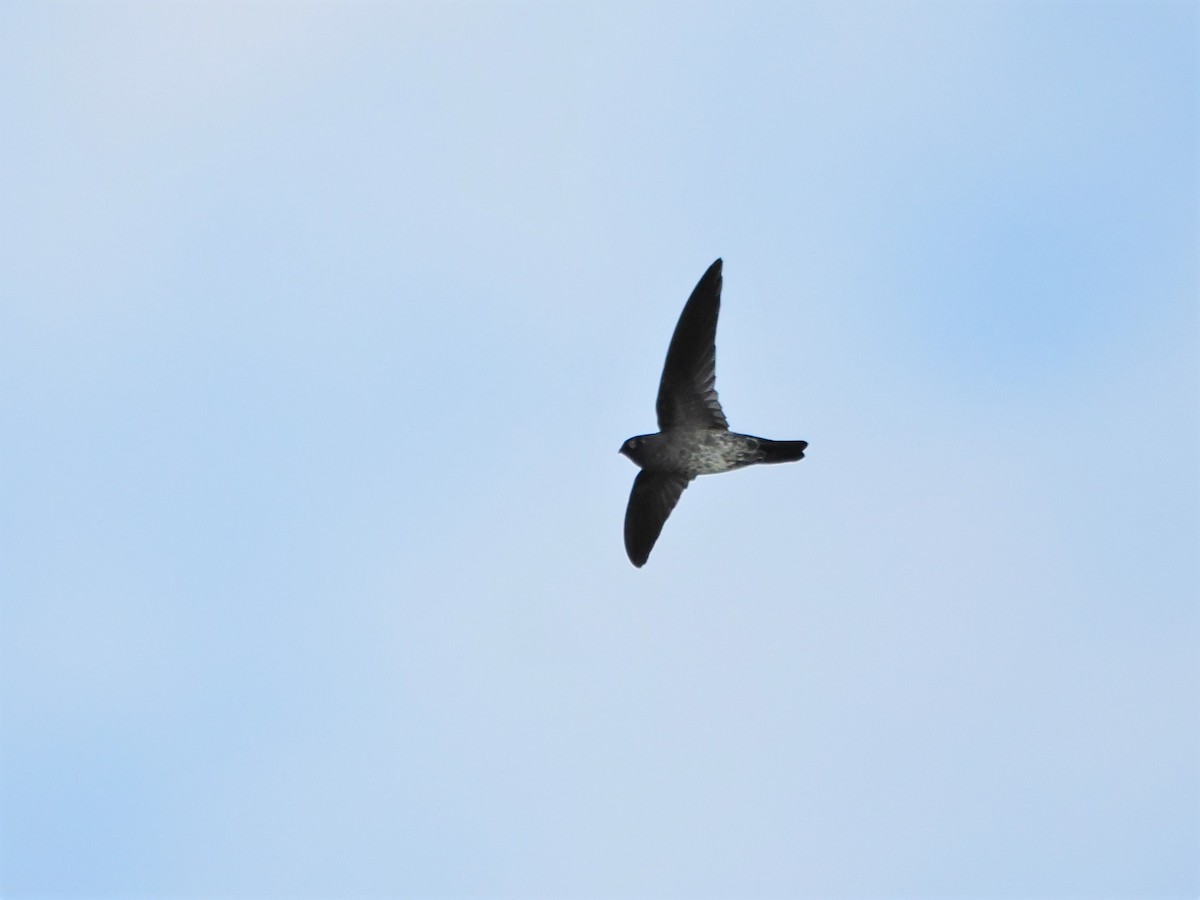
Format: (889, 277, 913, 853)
(759, 439, 808, 464)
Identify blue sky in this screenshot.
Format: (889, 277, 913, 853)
(2, 2, 1196, 897)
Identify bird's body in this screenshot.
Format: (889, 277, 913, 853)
(619, 259, 807, 567)
(622, 429, 807, 477)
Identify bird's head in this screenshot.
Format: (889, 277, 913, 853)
(619, 435, 647, 465)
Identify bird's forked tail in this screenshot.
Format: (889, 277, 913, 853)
(758, 439, 808, 464)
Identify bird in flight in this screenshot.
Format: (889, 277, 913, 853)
(620, 259, 808, 567)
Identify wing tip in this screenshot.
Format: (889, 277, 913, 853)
(624, 528, 652, 567)
(624, 540, 650, 567)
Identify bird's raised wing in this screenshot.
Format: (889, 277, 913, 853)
(656, 258, 728, 431)
(624, 470, 691, 567)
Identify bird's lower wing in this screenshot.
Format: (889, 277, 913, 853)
(624, 471, 691, 567)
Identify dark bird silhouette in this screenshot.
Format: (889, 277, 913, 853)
(620, 259, 807, 567)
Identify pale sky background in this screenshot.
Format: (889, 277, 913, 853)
(2, 2, 1197, 897)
